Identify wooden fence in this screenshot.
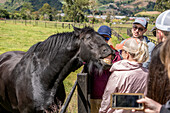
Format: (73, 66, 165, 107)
(0, 19, 99, 29)
(0, 19, 157, 45)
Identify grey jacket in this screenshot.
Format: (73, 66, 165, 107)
(160, 100, 170, 113)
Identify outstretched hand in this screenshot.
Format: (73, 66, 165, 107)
(132, 97, 162, 113)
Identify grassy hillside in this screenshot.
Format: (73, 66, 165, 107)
(0, 0, 62, 11)
(1, 0, 156, 15)
(97, 0, 156, 16)
(135, 11, 161, 16)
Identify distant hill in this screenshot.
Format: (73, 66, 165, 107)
(0, 0, 62, 11)
(97, 0, 156, 16)
(0, 0, 156, 16)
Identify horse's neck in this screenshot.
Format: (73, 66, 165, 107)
(17, 35, 81, 89)
(36, 47, 81, 89)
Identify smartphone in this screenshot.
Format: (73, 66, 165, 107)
(110, 93, 144, 110)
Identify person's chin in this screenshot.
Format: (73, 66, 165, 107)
(133, 35, 139, 38)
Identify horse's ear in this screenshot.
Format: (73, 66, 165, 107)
(73, 25, 81, 36)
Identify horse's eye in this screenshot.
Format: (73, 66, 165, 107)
(86, 36, 91, 40)
(84, 34, 91, 40)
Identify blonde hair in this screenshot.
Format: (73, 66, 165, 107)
(132, 40, 149, 63)
(160, 38, 170, 79)
(123, 38, 149, 63)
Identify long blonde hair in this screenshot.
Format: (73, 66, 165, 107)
(160, 38, 170, 79)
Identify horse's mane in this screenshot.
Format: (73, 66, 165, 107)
(23, 32, 74, 61)
(23, 26, 95, 62)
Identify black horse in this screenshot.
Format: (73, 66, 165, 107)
(0, 26, 114, 113)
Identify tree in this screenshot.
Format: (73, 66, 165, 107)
(32, 11, 40, 20)
(20, 2, 34, 20)
(20, 2, 34, 12)
(106, 13, 111, 23)
(154, 0, 170, 12)
(62, 0, 89, 22)
(38, 3, 53, 21)
(89, 0, 98, 17)
(0, 8, 10, 19)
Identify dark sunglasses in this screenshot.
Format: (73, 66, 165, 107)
(102, 36, 110, 41)
(133, 25, 144, 32)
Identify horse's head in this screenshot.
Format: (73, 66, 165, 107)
(73, 26, 115, 72)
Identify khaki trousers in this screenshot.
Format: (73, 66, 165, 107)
(90, 99, 102, 113)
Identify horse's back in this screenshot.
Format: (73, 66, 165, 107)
(0, 51, 25, 112)
(0, 51, 25, 78)
(0, 51, 25, 64)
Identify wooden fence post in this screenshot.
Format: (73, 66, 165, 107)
(25, 20, 26, 26)
(77, 73, 90, 113)
(55, 22, 57, 28)
(62, 23, 64, 28)
(45, 21, 47, 28)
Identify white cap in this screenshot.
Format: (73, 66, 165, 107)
(156, 10, 170, 31)
(133, 18, 148, 29)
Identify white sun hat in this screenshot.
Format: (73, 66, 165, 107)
(156, 10, 170, 31)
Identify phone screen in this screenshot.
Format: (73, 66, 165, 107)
(111, 93, 144, 110)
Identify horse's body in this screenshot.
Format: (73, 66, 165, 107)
(0, 27, 114, 113)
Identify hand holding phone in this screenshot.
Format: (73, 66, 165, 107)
(111, 93, 144, 110)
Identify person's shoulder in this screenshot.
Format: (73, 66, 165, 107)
(144, 36, 155, 44)
(148, 41, 155, 47)
(141, 67, 149, 73)
(143, 36, 155, 48)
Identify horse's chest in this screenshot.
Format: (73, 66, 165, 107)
(31, 74, 45, 103)
(31, 74, 53, 106)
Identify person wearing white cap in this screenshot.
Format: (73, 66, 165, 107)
(152, 9, 170, 43)
(132, 10, 170, 113)
(99, 38, 149, 113)
(121, 17, 155, 69)
(147, 9, 170, 107)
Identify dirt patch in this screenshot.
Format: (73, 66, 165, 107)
(136, 11, 161, 16)
(0, 0, 6, 3)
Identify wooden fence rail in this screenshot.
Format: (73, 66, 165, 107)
(0, 19, 101, 29)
